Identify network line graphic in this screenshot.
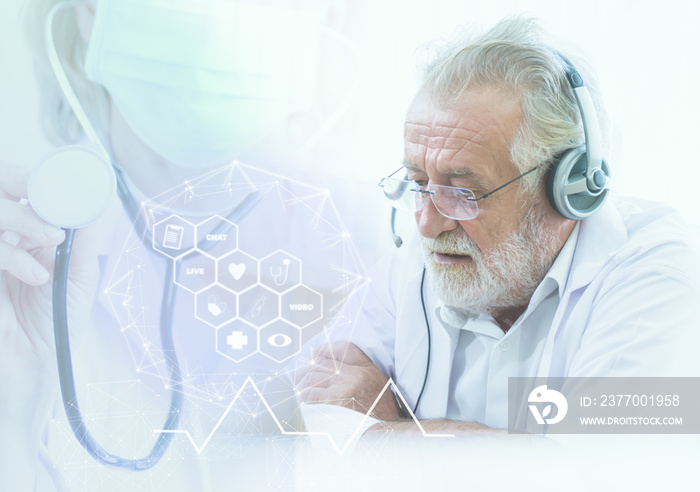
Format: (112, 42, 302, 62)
(154, 376, 455, 456)
(101, 161, 371, 407)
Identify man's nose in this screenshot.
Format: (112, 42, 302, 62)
(416, 194, 458, 239)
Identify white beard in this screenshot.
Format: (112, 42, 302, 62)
(422, 206, 561, 315)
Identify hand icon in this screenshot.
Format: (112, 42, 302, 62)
(207, 296, 226, 316)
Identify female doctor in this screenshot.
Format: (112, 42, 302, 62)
(0, 0, 382, 490)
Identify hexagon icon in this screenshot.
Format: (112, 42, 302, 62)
(259, 250, 301, 293)
(217, 250, 259, 293)
(280, 285, 323, 328)
(152, 215, 195, 259)
(259, 320, 301, 363)
(195, 215, 238, 259)
(216, 320, 258, 363)
(238, 285, 279, 327)
(195, 285, 237, 328)
(174, 251, 216, 294)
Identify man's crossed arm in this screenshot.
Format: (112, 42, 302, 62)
(293, 342, 498, 435)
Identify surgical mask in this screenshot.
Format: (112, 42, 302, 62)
(85, 0, 323, 168)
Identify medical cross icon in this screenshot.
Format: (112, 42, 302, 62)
(226, 331, 248, 350)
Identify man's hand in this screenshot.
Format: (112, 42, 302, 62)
(294, 342, 402, 421)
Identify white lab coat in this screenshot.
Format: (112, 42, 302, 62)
(328, 196, 700, 422)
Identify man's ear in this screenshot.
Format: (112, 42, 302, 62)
(75, 3, 95, 43)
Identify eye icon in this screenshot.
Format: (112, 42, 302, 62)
(267, 333, 292, 347)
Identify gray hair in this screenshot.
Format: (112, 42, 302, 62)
(22, 0, 109, 145)
(419, 16, 609, 197)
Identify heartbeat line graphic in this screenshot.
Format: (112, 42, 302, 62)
(154, 376, 454, 456)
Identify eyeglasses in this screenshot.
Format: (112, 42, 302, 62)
(378, 166, 537, 220)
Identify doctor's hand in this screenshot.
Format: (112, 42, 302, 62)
(0, 160, 99, 436)
(294, 342, 402, 421)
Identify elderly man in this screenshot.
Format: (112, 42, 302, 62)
(294, 17, 700, 432)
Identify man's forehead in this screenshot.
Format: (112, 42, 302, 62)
(403, 160, 487, 180)
(403, 89, 522, 181)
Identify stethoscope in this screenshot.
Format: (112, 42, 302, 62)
(49, 163, 262, 471)
(270, 258, 291, 286)
(29, 2, 263, 471)
(34, 0, 365, 472)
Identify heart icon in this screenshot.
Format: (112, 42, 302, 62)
(228, 263, 246, 280)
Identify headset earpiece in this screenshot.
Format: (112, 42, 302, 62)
(546, 54, 611, 221)
(546, 146, 611, 220)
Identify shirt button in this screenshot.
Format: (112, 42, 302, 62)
(499, 341, 511, 352)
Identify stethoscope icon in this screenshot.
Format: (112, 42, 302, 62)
(270, 258, 291, 286)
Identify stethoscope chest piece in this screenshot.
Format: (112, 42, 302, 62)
(28, 145, 117, 229)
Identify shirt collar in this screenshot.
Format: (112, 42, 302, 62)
(435, 221, 581, 336)
(437, 305, 505, 339)
(534, 220, 580, 302)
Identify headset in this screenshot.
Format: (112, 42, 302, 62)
(392, 52, 611, 415)
(546, 53, 611, 220)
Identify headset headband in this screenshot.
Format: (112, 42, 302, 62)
(556, 53, 607, 194)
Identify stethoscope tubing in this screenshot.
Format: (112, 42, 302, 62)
(53, 228, 181, 469)
(52, 166, 263, 470)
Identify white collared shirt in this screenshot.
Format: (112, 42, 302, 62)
(440, 223, 579, 426)
(325, 196, 700, 428)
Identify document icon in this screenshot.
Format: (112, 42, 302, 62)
(162, 224, 184, 250)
